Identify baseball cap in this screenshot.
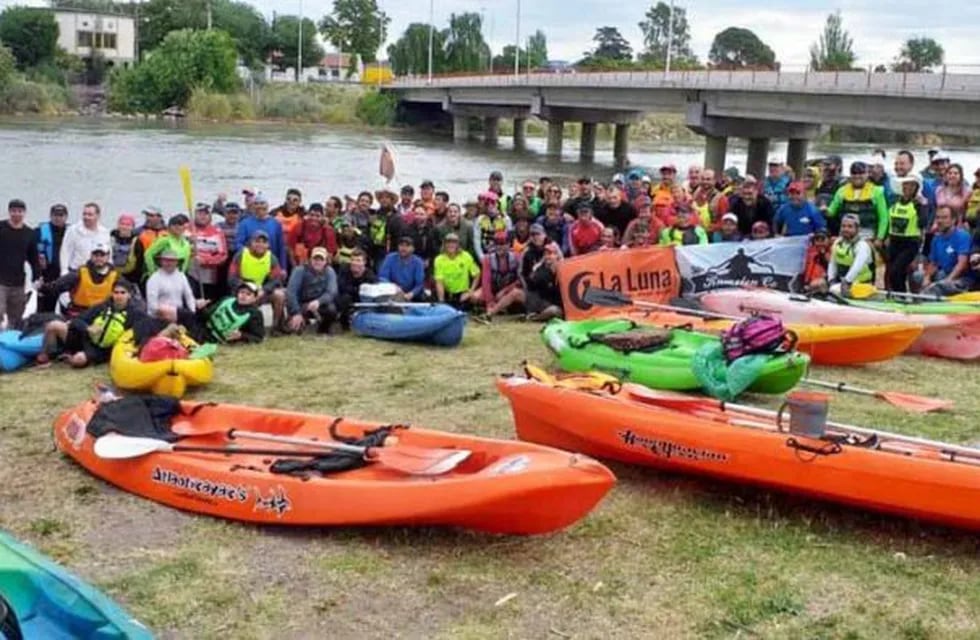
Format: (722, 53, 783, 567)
(489, 170, 503, 180)
(420, 179, 435, 189)
(308, 203, 325, 213)
(117, 213, 136, 226)
(158, 249, 180, 261)
(721, 213, 738, 224)
(238, 281, 260, 294)
(242, 187, 257, 196)
(742, 174, 759, 185)
(253, 194, 269, 206)
(660, 164, 677, 173)
(91, 243, 110, 254)
(493, 231, 509, 244)
(310, 247, 329, 260)
(529, 223, 545, 234)
(480, 190, 499, 202)
(641, 175, 652, 183)
(787, 181, 805, 194)
(850, 161, 868, 174)
(612, 173, 624, 183)
(724, 166, 742, 181)
(50, 204, 68, 215)
(812, 228, 829, 238)
(142, 206, 163, 216)
(250, 229, 270, 241)
(576, 203, 594, 214)
(767, 158, 782, 166)
(168, 214, 190, 226)
(400, 184, 415, 195)
(8, 198, 25, 209)
(224, 202, 241, 212)
(444, 232, 460, 242)
(931, 150, 950, 163)
(398, 235, 414, 246)
(194, 202, 210, 212)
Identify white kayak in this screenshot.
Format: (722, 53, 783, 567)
(698, 288, 980, 360)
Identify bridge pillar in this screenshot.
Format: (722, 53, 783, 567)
(786, 138, 809, 179)
(513, 118, 527, 150)
(547, 121, 564, 156)
(452, 115, 469, 142)
(704, 135, 728, 173)
(746, 138, 770, 181)
(580, 123, 598, 162)
(483, 116, 499, 145)
(614, 124, 631, 169)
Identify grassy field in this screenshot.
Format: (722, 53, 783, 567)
(1, 321, 979, 639)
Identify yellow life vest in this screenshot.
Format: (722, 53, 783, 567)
(74, 267, 118, 309)
(966, 188, 980, 221)
(90, 307, 128, 348)
(832, 238, 873, 283)
(239, 250, 271, 285)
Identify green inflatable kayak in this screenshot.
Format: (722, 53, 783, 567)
(541, 318, 809, 395)
(845, 297, 980, 316)
(0, 530, 152, 639)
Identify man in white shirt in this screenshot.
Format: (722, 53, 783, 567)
(60, 202, 111, 274)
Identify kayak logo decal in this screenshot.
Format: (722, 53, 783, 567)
(567, 268, 674, 311)
(676, 236, 807, 295)
(151, 467, 249, 503)
(63, 414, 87, 450)
(487, 454, 531, 476)
(254, 486, 292, 518)
(618, 429, 729, 463)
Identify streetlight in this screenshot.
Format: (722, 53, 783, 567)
(427, 0, 434, 83)
(297, 0, 304, 82)
(664, 0, 674, 74)
(513, 0, 520, 78)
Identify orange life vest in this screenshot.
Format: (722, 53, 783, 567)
(74, 266, 118, 309)
(139, 228, 167, 251)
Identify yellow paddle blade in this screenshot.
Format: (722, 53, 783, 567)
(849, 283, 878, 299)
(950, 292, 980, 303)
(178, 165, 193, 213)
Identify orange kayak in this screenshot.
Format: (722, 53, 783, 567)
(497, 372, 980, 531)
(53, 399, 614, 535)
(627, 310, 922, 366)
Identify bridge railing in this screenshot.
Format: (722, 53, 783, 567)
(391, 69, 980, 99)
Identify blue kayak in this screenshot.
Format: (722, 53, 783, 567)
(0, 530, 152, 639)
(0, 330, 43, 373)
(352, 303, 467, 347)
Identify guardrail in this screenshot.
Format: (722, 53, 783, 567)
(391, 69, 980, 100)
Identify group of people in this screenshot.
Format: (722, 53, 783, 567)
(3, 150, 980, 368)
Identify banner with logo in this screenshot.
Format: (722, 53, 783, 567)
(558, 247, 680, 320)
(675, 236, 807, 296)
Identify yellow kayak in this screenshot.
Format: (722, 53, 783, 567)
(109, 330, 214, 398)
(630, 311, 922, 366)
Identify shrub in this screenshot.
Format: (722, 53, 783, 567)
(355, 90, 396, 126)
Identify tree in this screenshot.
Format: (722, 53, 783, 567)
(708, 27, 776, 69)
(492, 45, 522, 71)
(0, 45, 14, 91)
(527, 30, 548, 68)
(212, 1, 271, 68)
(0, 7, 59, 70)
(109, 29, 239, 113)
(320, 0, 389, 65)
(892, 37, 944, 72)
(638, 2, 697, 67)
(269, 15, 325, 77)
(588, 26, 633, 62)
(387, 23, 446, 76)
(444, 13, 489, 73)
(809, 11, 855, 71)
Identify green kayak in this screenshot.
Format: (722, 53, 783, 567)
(846, 297, 980, 316)
(541, 318, 809, 394)
(0, 530, 152, 639)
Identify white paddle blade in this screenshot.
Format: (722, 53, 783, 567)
(93, 434, 174, 459)
(417, 449, 472, 475)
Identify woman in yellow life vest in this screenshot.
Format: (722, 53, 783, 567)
(886, 176, 925, 292)
(38, 244, 119, 317)
(827, 214, 874, 297)
(35, 280, 145, 368)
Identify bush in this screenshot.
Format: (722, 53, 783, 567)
(253, 83, 362, 123)
(0, 77, 68, 114)
(187, 87, 257, 121)
(0, 45, 14, 91)
(355, 90, 396, 126)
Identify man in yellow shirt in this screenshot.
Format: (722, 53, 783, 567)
(433, 233, 480, 309)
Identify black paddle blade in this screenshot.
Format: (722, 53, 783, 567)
(582, 287, 633, 308)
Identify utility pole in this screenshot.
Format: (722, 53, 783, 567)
(664, 0, 675, 74)
(206, 0, 212, 30)
(297, 0, 304, 82)
(377, 2, 383, 87)
(427, 0, 434, 83)
(513, 0, 520, 78)
(488, 12, 494, 73)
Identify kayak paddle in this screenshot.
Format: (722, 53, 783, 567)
(94, 432, 471, 476)
(625, 386, 977, 460)
(178, 165, 194, 214)
(800, 378, 952, 414)
(581, 286, 742, 321)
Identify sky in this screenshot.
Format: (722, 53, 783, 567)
(5, 0, 980, 71)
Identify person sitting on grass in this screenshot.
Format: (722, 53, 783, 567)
(434, 233, 480, 309)
(622, 205, 662, 247)
(141, 280, 265, 347)
(597, 227, 619, 251)
(336, 249, 377, 329)
(289, 203, 337, 267)
(36, 279, 144, 368)
(523, 242, 564, 322)
(227, 230, 287, 328)
(750, 220, 773, 241)
(335, 219, 365, 267)
(919, 205, 975, 296)
(827, 214, 874, 297)
(379, 236, 426, 302)
(536, 201, 570, 255)
(624, 222, 655, 249)
(520, 223, 548, 283)
(803, 229, 832, 294)
(38, 243, 119, 318)
(568, 204, 605, 255)
(145, 250, 201, 322)
(659, 208, 708, 246)
(712, 213, 744, 243)
(143, 214, 191, 277)
(479, 232, 524, 319)
(285, 247, 339, 335)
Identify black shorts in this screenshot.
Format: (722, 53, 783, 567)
(525, 291, 558, 315)
(64, 321, 111, 365)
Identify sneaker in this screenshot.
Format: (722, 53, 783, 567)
(34, 353, 50, 368)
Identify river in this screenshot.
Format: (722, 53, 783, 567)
(3, 118, 980, 224)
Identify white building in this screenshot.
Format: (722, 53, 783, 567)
(53, 9, 136, 66)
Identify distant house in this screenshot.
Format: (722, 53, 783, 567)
(52, 9, 136, 67)
(316, 52, 362, 82)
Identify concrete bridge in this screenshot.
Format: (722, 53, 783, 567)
(390, 70, 980, 176)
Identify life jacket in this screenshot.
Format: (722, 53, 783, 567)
(478, 215, 509, 250)
(570, 221, 603, 254)
(276, 211, 303, 241)
(838, 182, 878, 234)
(139, 227, 167, 251)
(37, 222, 55, 263)
(206, 297, 252, 342)
(368, 217, 387, 248)
(74, 266, 119, 309)
(694, 201, 711, 229)
(110, 232, 138, 273)
(888, 201, 921, 238)
(486, 251, 520, 294)
(191, 225, 226, 268)
(832, 237, 873, 283)
(88, 305, 128, 348)
(239, 249, 272, 285)
(803, 245, 829, 285)
(966, 188, 980, 222)
(661, 226, 703, 247)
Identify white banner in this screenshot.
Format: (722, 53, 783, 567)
(676, 236, 808, 296)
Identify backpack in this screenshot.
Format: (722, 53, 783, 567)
(720, 315, 795, 362)
(139, 336, 190, 363)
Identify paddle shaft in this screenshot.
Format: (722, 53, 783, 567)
(170, 444, 344, 457)
(229, 429, 372, 456)
(631, 300, 743, 322)
(802, 378, 878, 397)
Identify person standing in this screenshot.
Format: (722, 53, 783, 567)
(188, 204, 228, 301)
(60, 202, 110, 274)
(0, 199, 41, 330)
(34, 203, 70, 312)
(885, 176, 926, 293)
